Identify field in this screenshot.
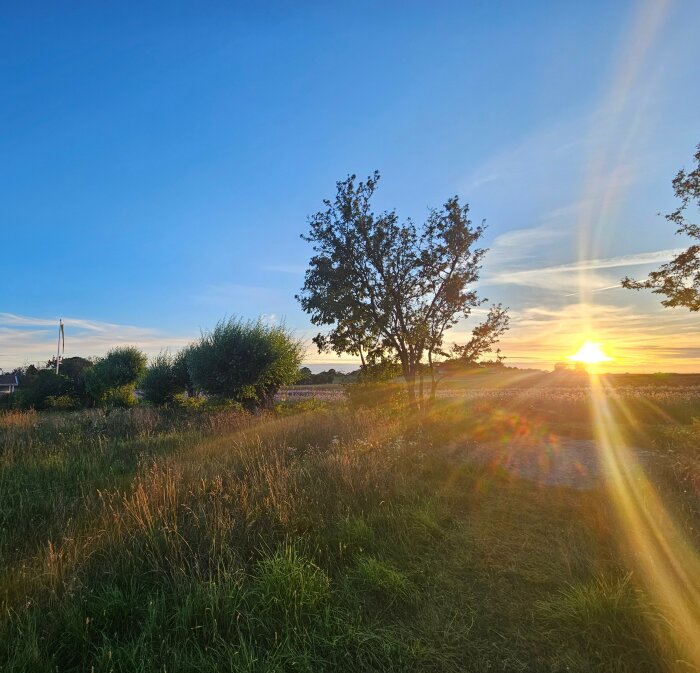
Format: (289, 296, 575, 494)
(1, 386, 699, 672)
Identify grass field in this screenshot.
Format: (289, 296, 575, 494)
(0, 389, 698, 672)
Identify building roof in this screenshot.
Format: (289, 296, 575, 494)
(0, 374, 19, 386)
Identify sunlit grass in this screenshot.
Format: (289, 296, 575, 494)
(0, 398, 697, 671)
(590, 374, 700, 669)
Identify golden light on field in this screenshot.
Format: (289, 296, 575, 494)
(567, 340, 612, 365)
(590, 377, 700, 667)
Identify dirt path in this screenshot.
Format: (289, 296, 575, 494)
(468, 437, 653, 490)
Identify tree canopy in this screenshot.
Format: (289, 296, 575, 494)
(86, 347, 147, 405)
(186, 317, 303, 407)
(140, 352, 184, 405)
(297, 172, 508, 405)
(623, 142, 700, 309)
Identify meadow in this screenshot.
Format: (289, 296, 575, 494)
(0, 387, 698, 672)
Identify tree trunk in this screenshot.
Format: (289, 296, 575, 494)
(404, 370, 417, 408)
(429, 377, 438, 402)
(427, 351, 438, 405)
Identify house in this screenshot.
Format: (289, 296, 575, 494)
(0, 373, 19, 395)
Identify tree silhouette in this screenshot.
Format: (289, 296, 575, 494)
(623, 143, 700, 310)
(297, 172, 508, 406)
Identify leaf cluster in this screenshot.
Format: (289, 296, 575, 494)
(623, 143, 700, 310)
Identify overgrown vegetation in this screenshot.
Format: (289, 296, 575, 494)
(186, 317, 303, 407)
(4, 316, 303, 412)
(0, 395, 697, 671)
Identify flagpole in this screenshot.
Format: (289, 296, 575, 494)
(56, 319, 63, 374)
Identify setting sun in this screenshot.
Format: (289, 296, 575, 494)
(567, 340, 613, 365)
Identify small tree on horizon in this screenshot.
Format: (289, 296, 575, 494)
(297, 172, 508, 407)
(623, 142, 700, 309)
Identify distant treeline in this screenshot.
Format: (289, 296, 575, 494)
(296, 367, 359, 385)
(296, 360, 529, 386)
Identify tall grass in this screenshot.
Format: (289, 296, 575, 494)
(0, 402, 695, 671)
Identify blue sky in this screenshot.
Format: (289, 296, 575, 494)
(2, 1, 699, 371)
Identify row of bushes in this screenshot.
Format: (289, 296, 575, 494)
(1, 347, 147, 411)
(3, 317, 304, 411)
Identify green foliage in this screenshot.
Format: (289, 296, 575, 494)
(141, 352, 183, 405)
(172, 346, 194, 393)
(10, 358, 95, 410)
(172, 392, 206, 410)
(86, 347, 147, 405)
(297, 367, 353, 385)
(252, 544, 331, 627)
(298, 172, 509, 403)
(358, 359, 402, 382)
(537, 574, 668, 672)
(275, 398, 329, 416)
(102, 384, 139, 408)
(350, 556, 412, 606)
(46, 395, 80, 410)
(186, 317, 303, 407)
(13, 370, 70, 410)
(623, 142, 700, 310)
(50, 356, 94, 403)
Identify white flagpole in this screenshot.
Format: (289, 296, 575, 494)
(56, 319, 63, 374)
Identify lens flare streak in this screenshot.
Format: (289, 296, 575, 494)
(591, 375, 700, 668)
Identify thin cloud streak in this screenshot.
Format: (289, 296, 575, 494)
(493, 300, 700, 371)
(0, 313, 194, 369)
(486, 248, 682, 290)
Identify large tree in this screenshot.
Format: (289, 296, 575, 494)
(297, 172, 508, 406)
(623, 143, 700, 309)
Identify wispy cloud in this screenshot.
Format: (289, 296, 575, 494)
(485, 248, 682, 292)
(488, 222, 569, 267)
(494, 300, 700, 371)
(468, 173, 499, 190)
(0, 314, 194, 369)
(0, 313, 347, 371)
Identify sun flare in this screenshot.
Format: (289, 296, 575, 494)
(567, 340, 613, 365)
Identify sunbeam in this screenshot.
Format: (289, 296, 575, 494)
(590, 374, 700, 668)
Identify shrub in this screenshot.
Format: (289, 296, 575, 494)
(102, 384, 139, 408)
(46, 395, 80, 410)
(12, 370, 70, 410)
(57, 357, 94, 403)
(141, 352, 183, 405)
(186, 317, 303, 407)
(172, 346, 194, 394)
(87, 347, 147, 406)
